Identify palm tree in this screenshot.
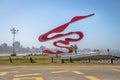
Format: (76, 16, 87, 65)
(70, 44, 78, 54)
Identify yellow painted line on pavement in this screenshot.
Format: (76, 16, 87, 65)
(50, 70, 68, 73)
(72, 71, 84, 74)
(112, 69, 120, 72)
(5, 67, 14, 68)
(0, 72, 8, 75)
(13, 78, 20, 80)
(14, 73, 40, 77)
(36, 77, 43, 80)
(85, 76, 100, 80)
(13, 77, 43, 80)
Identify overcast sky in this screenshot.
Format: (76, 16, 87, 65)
(0, 0, 120, 50)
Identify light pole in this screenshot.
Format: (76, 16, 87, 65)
(10, 27, 19, 56)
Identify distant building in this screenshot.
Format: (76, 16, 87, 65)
(1, 43, 8, 52)
(0, 46, 2, 52)
(14, 41, 20, 52)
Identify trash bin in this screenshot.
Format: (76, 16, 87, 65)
(61, 59, 64, 63)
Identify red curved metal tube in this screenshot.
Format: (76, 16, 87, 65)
(38, 13, 94, 54)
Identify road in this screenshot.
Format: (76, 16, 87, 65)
(0, 66, 120, 80)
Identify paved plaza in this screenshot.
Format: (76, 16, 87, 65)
(0, 66, 120, 80)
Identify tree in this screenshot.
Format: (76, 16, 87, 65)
(70, 44, 78, 54)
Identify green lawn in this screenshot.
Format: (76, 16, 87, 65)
(0, 55, 119, 66)
(0, 55, 59, 65)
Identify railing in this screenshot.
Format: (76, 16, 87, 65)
(61, 52, 109, 59)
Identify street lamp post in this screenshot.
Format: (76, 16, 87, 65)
(10, 27, 19, 56)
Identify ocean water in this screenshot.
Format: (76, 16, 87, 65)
(0, 53, 10, 56)
(0, 53, 42, 56)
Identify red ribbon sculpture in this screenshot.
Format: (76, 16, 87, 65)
(38, 13, 94, 54)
